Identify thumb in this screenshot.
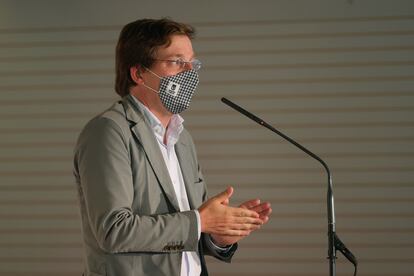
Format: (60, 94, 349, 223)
(214, 186, 233, 203)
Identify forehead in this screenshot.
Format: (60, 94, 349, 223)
(156, 34, 194, 59)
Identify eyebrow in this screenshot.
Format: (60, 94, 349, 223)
(164, 53, 195, 60)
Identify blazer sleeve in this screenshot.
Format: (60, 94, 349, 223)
(201, 233, 238, 262)
(192, 150, 238, 262)
(74, 116, 199, 254)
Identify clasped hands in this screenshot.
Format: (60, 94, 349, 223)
(198, 186, 272, 247)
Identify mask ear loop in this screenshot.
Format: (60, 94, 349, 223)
(144, 67, 162, 79)
(139, 67, 161, 94)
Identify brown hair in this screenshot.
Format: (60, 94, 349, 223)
(115, 18, 195, 97)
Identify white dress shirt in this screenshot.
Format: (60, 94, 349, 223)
(133, 98, 202, 276)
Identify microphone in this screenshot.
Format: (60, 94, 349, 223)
(221, 97, 357, 276)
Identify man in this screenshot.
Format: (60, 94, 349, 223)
(73, 18, 271, 276)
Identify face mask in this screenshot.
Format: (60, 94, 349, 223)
(142, 68, 199, 114)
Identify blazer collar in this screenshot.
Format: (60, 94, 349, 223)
(122, 95, 181, 211)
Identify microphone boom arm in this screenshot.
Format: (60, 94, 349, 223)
(221, 97, 357, 276)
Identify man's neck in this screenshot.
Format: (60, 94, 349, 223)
(131, 92, 172, 128)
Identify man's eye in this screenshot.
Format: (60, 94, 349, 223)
(175, 59, 185, 66)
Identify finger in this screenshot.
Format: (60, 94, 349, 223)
(239, 199, 260, 209)
(230, 221, 261, 231)
(231, 206, 259, 218)
(260, 216, 269, 223)
(232, 216, 263, 226)
(251, 202, 271, 214)
(214, 186, 234, 203)
(258, 207, 272, 216)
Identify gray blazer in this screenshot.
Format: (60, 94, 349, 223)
(73, 95, 236, 276)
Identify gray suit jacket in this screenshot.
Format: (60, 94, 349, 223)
(73, 95, 237, 276)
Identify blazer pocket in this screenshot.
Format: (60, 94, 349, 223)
(192, 178, 205, 205)
(195, 178, 204, 184)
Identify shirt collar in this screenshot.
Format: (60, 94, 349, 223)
(131, 95, 184, 146)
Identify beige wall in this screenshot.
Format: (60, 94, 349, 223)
(1, 0, 414, 275)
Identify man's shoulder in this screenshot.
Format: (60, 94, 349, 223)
(85, 100, 127, 128)
(77, 100, 130, 140)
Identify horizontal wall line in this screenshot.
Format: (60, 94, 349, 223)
(1, 181, 411, 191)
(1, 30, 414, 49)
(199, 45, 414, 56)
(236, 197, 414, 204)
(0, 257, 82, 263)
(0, 227, 411, 235)
(0, 197, 412, 207)
(0, 199, 76, 205)
(0, 40, 114, 49)
(1, 121, 413, 135)
(195, 15, 414, 26)
(207, 60, 414, 70)
(0, 109, 414, 121)
(0, 166, 413, 177)
(196, 90, 414, 100)
(216, 274, 410, 276)
(0, 112, 94, 119)
(1, 91, 413, 107)
(0, 214, 78, 219)
(3, 60, 414, 77)
(1, 212, 413, 220)
(204, 166, 414, 174)
(0, 68, 112, 77)
(208, 181, 413, 189)
(197, 30, 414, 42)
(0, 53, 111, 63)
(202, 75, 414, 85)
(1, 15, 413, 34)
(2, 106, 413, 119)
(187, 121, 414, 130)
(0, 241, 412, 250)
(0, 273, 80, 276)
(0, 83, 110, 92)
(0, 128, 80, 134)
(259, 227, 414, 234)
(0, 157, 71, 162)
(0, 197, 412, 205)
(0, 142, 74, 148)
(199, 152, 414, 160)
(195, 136, 414, 144)
(1, 151, 413, 163)
(0, 185, 75, 191)
(0, 242, 82, 249)
(222, 257, 414, 264)
(2, 75, 414, 92)
(193, 106, 414, 115)
(0, 228, 79, 234)
(0, 171, 73, 177)
(241, 242, 414, 249)
(3, 45, 414, 64)
(0, 97, 115, 106)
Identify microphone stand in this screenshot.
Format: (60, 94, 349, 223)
(221, 97, 357, 276)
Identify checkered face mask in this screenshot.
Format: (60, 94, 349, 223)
(143, 69, 199, 114)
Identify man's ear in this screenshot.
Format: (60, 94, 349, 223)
(130, 66, 144, 85)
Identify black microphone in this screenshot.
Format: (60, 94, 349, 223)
(221, 97, 357, 276)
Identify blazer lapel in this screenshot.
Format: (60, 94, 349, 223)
(123, 96, 181, 212)
(175, 140, 198, 210)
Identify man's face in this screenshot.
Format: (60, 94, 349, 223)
(143, 34, 195, 92)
